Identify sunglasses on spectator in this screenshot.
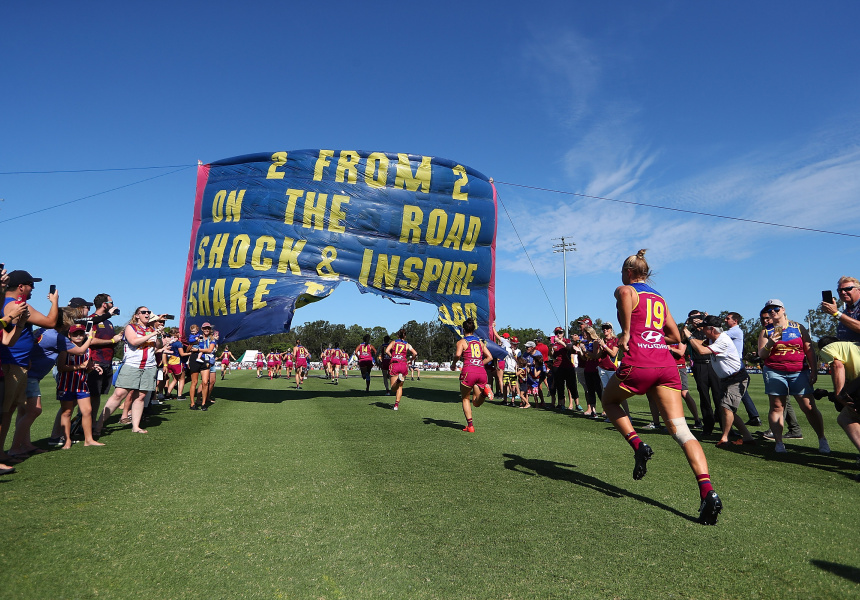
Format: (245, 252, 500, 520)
(766, 307, 781, 314)
(838, 286, 856, 293)
(137, 310, 151, 315)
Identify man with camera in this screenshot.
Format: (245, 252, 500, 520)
(684, 315, 756, 448)
(686, 311, 721, 435)
(724, 312, 763, 427)
(817, 336, 860, 463)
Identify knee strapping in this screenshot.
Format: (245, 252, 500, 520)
(670, 417, 696, 445)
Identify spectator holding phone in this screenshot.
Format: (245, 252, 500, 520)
(94, 306, 164, 436)
(0, 270, 58, 465)
(56, 324, 104, 449)
(821, 276, 860, 343)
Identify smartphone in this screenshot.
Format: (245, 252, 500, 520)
(822, 290, 834, 304)
(114, 308, 120, 316)
(0, 263, 4, 271)
(49, 284, 56, 294)
(85, 321, 94, 334)
(163, 314, 175, 320)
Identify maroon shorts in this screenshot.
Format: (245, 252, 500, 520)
(390, 361, 409, 377)
(167, 363, 182, 376)
(460, 368, 488, 389)
(615, 364, 681, 396)
(296, 358, 308, 368)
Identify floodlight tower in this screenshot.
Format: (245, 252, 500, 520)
(552, 237, 576, 338)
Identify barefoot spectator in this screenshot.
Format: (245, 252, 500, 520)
(56, 325, 104, 449)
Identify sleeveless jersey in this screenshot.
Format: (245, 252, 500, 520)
(669, 343, 687, 369)
(551, 336, 572, 370)
(0, 296, 35, 366)
(598, 337, 618, 371)
(295, 345, 309, 361)
(390, 339, 409, 363)
(123, 324, 157, 369)
(461, 335, 485, 371)
(622, 283, 675, 368)
(764, 321, 807, 372)
(358, 344, 373, 362)
(57, 348, 90, 393)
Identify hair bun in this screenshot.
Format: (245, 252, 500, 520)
(636, 249, 647, 259)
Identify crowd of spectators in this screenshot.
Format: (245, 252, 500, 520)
(488, 274, 860, 470)
(3, 262, 860, 483)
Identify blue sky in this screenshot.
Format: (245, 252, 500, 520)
(2, 1, 859, 337)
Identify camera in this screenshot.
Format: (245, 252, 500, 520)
(813, 388, 835, 402)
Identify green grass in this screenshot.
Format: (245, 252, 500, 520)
(2, 370, 859, 599)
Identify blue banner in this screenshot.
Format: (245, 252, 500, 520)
(181, 150, 498, 343)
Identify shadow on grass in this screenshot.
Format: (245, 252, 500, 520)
(217, 386, 382, 404)
(422, 417, 463, 430)
(810, 559, 860, 583)
(502, 453, 699, 523)
(370, 401, 396, 410)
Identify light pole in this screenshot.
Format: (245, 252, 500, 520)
(552, 237, 576, 338)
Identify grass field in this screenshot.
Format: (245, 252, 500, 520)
(2, 369, 859, 600)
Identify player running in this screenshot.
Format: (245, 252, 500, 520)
(293, 340, 310, 389)
(601, 250, 723, 525)
(355, 335, 377, 392)
(385, 330, 418, 411)
(451, 318, 494, 432)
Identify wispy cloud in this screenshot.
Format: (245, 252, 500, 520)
(499, 30, 860, 280)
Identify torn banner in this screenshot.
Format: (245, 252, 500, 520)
(181, 150, 498, 343)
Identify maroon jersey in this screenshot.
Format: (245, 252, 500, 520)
(57, 348, 90, 394)
(622, 283, 675, 368)
(598, 337, 618, 371)
(390, 339, 409, 362)
(88, 314, 115, 364)
(551, 336, 573, 370)
(461, 335, 485, 371)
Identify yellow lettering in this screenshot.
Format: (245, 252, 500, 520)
(251, 236, 276, 271)
(398, 257, 422, 292)
(230, 278, 251, 314)
(277, 237, 306, 275)
(373, 254, 400, 290)
(316, 246, 338, 278)
(266, 151, 287, 179)
(443, 213, 465, 250)
(188, 281, 198, 317)
(438, 305, 454, 325)
(399, 205, 423, 243)
(435, 261, 453, 294)
(420, 258, 444, 291)
(284, 189, 303, 225)
(336, 151, 360, 184)
(228, 234, 251, 268)
(394, 154, 431, 192)
(359, 249, 373, 287)
(198, 279, 211, 316)
(329, 194, 350, 233)
(197, 236, 210, 269)
(462, 217, 482, 252)
(314, 150, 334, 181)
(446, 262, 467, 295)
(461, 263, 478, 296)
(464, 303, 478, 321)
(207, 234, 230, 269)
(426, 209, 448, 246)
(253, 279, 276, 310)
(452, 165, 468, 201)
(212, 190, 226, 222)
(451, 302, 466, 324)
(225, 190, 244, 222)
(364, 152, 389, 188)
(303, 192, 327, 230)
(212, 279, 228, 316)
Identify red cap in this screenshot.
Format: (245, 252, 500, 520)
(201, 322, 212, 328)
(502, 332, 510, 338)
(511, 337, 519, 344)
(579, 318, 593, 327)
(69, 324, 85, 334)
(554, 326, 564, 334)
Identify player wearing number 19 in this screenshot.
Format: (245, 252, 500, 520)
(601, 250, 722, 525)
(451, 318, 494, 432)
